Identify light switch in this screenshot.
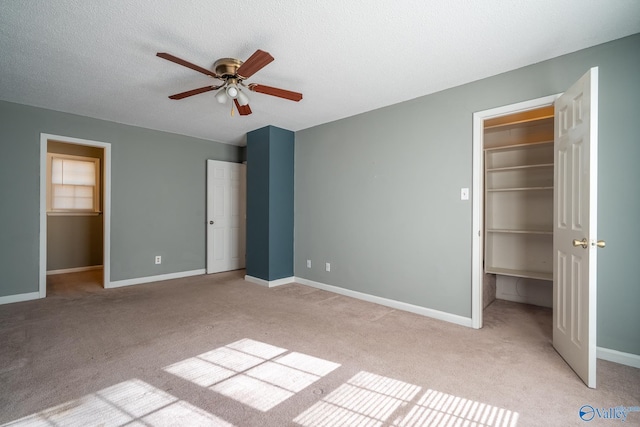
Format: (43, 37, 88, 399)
(461, 188, 469, 200)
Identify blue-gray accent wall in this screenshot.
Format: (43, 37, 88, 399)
(246, 127, 271, 279)
(246, 126, 294, 281)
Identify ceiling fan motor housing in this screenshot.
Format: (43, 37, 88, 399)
(214, 58, 244, 79)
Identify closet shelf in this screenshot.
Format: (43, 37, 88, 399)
(485, 267, 552, 281)
(484, 140, 553, 152)
(486, 228, 552, 235)
(483, 106, 555, 131)
(486, 163, 553, 172)
(487, 186, 553, 192)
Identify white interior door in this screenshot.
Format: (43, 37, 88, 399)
(207, 160, 246, 274)
(553, 67, 599, 388)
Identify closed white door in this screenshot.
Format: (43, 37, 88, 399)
(553, 67, 599, 388)
(206, 160, 246, 274)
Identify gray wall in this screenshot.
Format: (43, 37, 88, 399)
(47, 141, 104, 271)
(295, 33, 640, 355)
(0, 101, 241, 296)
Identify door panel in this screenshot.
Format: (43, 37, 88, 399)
(553, 67, 598, 388)
(207, 160, 246, 274)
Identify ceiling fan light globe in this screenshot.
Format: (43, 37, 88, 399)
(215, 89, 227, 104)
(237, 89, 250, 106)
(226, 84, 239, 99)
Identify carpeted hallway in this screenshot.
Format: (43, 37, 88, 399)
(1, 270, 638, 426)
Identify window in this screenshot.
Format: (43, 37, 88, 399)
(47, 153, 100, 214)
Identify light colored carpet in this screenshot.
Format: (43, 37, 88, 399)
(0, 269, 638, 426)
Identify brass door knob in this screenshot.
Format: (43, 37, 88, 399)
(572, 238, 588, 249)
(596, 240, 606, 248)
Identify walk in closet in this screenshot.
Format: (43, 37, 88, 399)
(483, 106, 554, 307)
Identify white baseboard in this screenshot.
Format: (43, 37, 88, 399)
(245, 275, 294, 288)
(47, 265, 103, 276)
(597, 347, 640, 369)
(293, 276, 473, 328)
(107, 269, 205, 289)
(0, 291, 41, 305)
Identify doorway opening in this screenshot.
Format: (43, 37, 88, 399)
(39, 134, 111, 297)
(471, 95, 558, 329)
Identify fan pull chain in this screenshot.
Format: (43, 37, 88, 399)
(231, 103, 235, 117)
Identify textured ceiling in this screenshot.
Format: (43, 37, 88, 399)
(1, 1, 639, 146)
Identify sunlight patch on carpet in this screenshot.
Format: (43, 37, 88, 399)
(294, 371, 519, 427)
(163, 338, 341, 412)
(294, 371, 421, 426)
(4, 338, 519, 426)
(392, 388, 519, 427)
(3, 378, 234, 427)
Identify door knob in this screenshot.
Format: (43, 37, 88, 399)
(572, 238, 588, 249)
(209, 221, 214, 225)
(596, 240, 606, 248)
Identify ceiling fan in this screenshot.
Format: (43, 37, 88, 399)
(156, 49, 303, 116)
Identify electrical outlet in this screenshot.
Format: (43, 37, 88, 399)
(325, 262, 331, 272)
(155, 256, 161, 265)
(307, 259, 311, 268)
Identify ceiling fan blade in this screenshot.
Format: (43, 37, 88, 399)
(168, 85, 222, 100)
(234, 99, 252, 116)
(157, 52, 218, 78)
(236, 49, 274, 78)
(248, 84, 303, 102)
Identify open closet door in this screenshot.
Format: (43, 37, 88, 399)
(553, 67, 601, 388)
